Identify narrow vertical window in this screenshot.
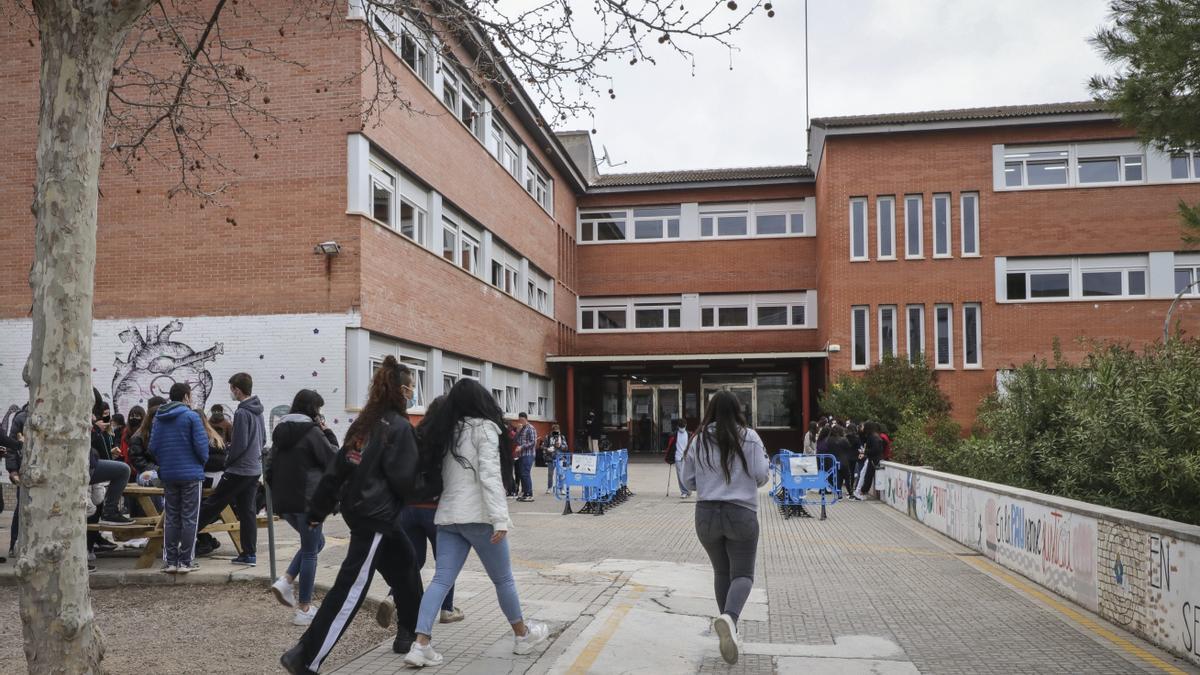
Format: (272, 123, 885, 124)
(963, 303, 981, 368)
(960, 192, 979, 256)
(933, 194, 951, 257)
(934, 304, 953, 368)
(850, 199, 868, 261)
(878, 306, 897, 360)
(906, 305, 925, 364)
(904, 195, 923, 258)
(852, 306, 869, 369)
(877, 197, 895, 259)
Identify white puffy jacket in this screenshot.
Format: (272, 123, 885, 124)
(434, 417, 512, 532)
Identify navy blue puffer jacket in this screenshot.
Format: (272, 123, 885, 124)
(149, 403, 209, 482)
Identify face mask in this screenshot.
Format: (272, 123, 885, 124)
(129, 418, 143, 427)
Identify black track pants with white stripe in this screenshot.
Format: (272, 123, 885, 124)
(296, 528, 423, 672)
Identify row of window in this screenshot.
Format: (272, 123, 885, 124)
(996, 141, 1200, 192)
(367, 153, 553, 316)
(851, 303, 982, 370)
(369, 8, 553, 212)
(578, 201, 810, 243)
(369, 346, 551, 418)
(597, 373, 799, 430)
(850, 192, 979, 262)
(578, 292, 811, 332)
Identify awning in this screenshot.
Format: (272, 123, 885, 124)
(545, 351, 828, 364)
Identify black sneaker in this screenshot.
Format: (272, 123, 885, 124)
(392, 625, 415, 654)
(280, 645, 316, 675)
(99, 513, 134, 526)
(94, 540, 118, 553)
(195, 539, 220, 558)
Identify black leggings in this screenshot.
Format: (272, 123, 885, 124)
(694, 501, 759, 625)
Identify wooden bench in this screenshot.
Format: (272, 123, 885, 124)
(88, 485, 275, 569)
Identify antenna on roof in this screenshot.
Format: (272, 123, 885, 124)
(804, 0, 811, 134)
(598, 145, 627, 170)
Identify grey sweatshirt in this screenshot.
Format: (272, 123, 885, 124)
(679, 425, 770, 512)
(226, 395, 265, 476)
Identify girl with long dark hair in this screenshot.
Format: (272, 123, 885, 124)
(281, 356, 423, 674)
(403, 378, 548, 667)
(268, 389, 338, 626)
(679, 390, 769, 666)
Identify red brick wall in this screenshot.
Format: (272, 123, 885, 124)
(817, 121, 1200, 426)
(574, 328, 821, 356)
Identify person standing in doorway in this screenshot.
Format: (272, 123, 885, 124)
(679, 391, 769, 666)
(673, 419, 691, 498)
(195, 373, 265, 563)
(585, 411, 602, 453)
(402, 379, 548, 667)
(513, 413, 537, 502)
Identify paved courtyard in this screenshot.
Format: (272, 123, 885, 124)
(2, 461, 1196, 674)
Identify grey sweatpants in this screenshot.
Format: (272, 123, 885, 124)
(694, 501, 759, 625)
(163, 480, 203, 566)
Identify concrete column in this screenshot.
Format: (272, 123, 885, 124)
(520, 372, 531, 415)
(1149, 251, 1175, 299)
(345, 328, 371, 410)
(680, 202, 700, 240)
(482, 362, 494, 392)
(519, 258, 530, 305)
(428, 192, 444, 256)
(801, 360, 811, 431)
(482, 231, 495, 284)
(566, 365, 575, 446)
(681, 293, 701, 329)
(430, 348, 444, 398)
(346, 134, 370, 217)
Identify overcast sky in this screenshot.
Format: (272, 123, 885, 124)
(566, 0, 1114, 173)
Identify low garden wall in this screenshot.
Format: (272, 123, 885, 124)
(879, 461, 1200, 666)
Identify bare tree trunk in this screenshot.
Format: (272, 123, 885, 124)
(19, 0, 150, 672)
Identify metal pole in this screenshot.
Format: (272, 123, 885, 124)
(263, 479, 277, 580)
(1163, 278, 1200, 343)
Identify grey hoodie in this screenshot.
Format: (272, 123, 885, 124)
(226, 395, 265, 476)
(679, 425, 770, 512)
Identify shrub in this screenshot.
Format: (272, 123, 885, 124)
(819, 355, 951, 435)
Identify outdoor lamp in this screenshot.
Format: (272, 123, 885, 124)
(314, 241, 341, 256)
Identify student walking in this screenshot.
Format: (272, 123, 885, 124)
(196, 373, 265, 562)
(268, 389, 338, 626)
(673, 419, 691, 498)
(280, 356, 424, 674)
(679, 391, 769, 666)
(827, 426, 855, 498)
(403, 379, 548, 668)
(148, 383, 209, 573)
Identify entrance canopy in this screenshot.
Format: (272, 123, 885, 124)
(547, 350, 829, 364)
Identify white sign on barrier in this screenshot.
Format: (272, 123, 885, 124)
(572, 455, 597, 475)
(789, 456, 818, 475)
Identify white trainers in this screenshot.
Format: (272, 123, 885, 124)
(160, 564, 178, 574)
(404, 642, 444, 667)
(292, 605, 318, 626)
(271, 577, 297, 608)
(513, 621, 549, 655)
(439, 607, 465, 624)
(375, 596, 395, 629)
(713, 614, 739, 665)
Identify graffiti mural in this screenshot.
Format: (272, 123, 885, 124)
(1097, 522, 1144, 630)
(111, 321, 224, 414)
(1146, 534, 1200, 662)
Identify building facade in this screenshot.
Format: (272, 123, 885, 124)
(2, 10, 1198, 449)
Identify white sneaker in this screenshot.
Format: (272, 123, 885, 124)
(375, 596, 395, 629)
(271, 577, 297, 608)
(160, 564, 178, 574)
(513, 621, 549, 655)
(404, 642, 444, 667)
(544, 488, 552, 495)
(713, 614, 739, 664)
(439, 607, 465, 624)
(292, 605, 318, 626)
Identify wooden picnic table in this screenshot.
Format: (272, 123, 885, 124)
(88, 485, 275, 569)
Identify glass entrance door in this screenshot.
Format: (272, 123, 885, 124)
(628, 383, 682, 453)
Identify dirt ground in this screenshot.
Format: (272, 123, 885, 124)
(0, 583, 393, 674)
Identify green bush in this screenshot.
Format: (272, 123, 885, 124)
(819, 355, 951, 436)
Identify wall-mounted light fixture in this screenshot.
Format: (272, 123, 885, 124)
(314, 241, 341, 256)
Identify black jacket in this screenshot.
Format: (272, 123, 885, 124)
(204, 442, 228, 474)
(827, 437, 855, 468)
(2, 431, 22, 473)
(268, 415, 338, 515)
(128, 433, 158, 475)
(309, 411, 417, 535)
(864, 435, 885, 464)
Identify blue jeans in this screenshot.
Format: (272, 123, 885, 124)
(91, 459, 131, 517)
(162, 480, 203, 566)
(545, 452, 557, 490)
(518, 455, 534, 497)
(283, 513, 326, 604)
(415, 523, 523, 637)
(400, 507, 453, 611)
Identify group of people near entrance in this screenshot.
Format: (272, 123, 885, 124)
(803, 416, 891, 500)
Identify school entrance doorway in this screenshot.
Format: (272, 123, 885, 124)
(628, 382, 681, 454)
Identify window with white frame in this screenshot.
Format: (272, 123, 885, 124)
(504, 137, 521, 177)
(962, 304, 982, 368)
(526, 280, 536, 305)
(491, 260, 503, 288)
(462, 366, 481, 380)
(537, 395, 549, 417)
(906, 305, 924, 364)
(534, 378, 551, 418)
(492, 387, 504, 407)
(504, 265, 518, 295)
(905, 195, 923, 258)
(459, 231, 480, 274)
(850, 198, 868, 260)
(877, 196, 895, 260)
(488, 120, 522, 179)
(702, 305, 749, 328)
(580, 305, 627, 330)
(634, 302, 681, 329)
(934, 304, 953, 368)
(1171, 150, 1200, 180)
(1077, 154, 1144, 184)
(440, 66, 460, 113)
(933, 194, 951, 257)
(536, 288, 549, 312)
(1004, 148, 1069, 187)
(701, 208, 749, 238)
(579, 211, 627, 242)
(504, 386, 520, 415)
(960, 192, 979, 256)
(524, 161, 552, 211)
(442, 372, 458, 394)
(1176, 262, 1200, 296)
(399, 198, 426, 244)
(753, 202, 807, 236)
(878, 305, 897, 360)
(441, 219, 457, 263)
(400, 28, 432, 83)
(633, 206, 681, 240)
(851, 306, 869, 369)
(370, 162, 396, 226)
(1004, 255, 1149, 301)
(458, 84, 484, 139)
(401, 356, 427, 408)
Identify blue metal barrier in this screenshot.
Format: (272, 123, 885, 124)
(555, 449, 632, 516)
(770, 450, 839, 520)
